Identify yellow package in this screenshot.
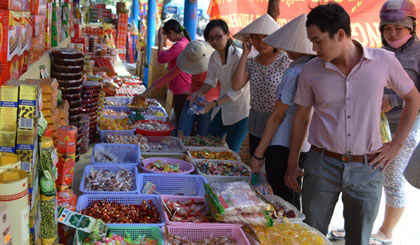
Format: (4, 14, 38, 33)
(0, 131, 17, 153)
(17, 128, 36, 145)
(0, 85, 19, 131)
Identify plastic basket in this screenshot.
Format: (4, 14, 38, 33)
(138, 173, 207, 196)
(165, 225, 250, 245)
(76, 194, 165, 226)
(91, 143, 141, 165)
(135, 120, 174, 136)
(192, 159, 251, 183)
(144, 106, 168, 121)
(145, 136, 187, 153)
(264, 195, 305, 223)
(140, 157, 194, 174)
(142, 153, 187, 160)
(97, 125, 135, 142)
(187, 147, 241, 162)
(104, 96, 131, 106)
(80, 164, 139, 194)
(107, 226, 164, 245)
(102, 106, 130, 118)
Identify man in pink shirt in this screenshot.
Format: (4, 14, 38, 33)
(285, 3, 420, 244)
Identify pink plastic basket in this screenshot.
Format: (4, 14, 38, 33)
(160, 195, 237, 227)
(140, 157, 195, 174)
(165, 225, 250, 245)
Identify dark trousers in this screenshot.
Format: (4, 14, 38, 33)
(249, 134, 306, 210)
(172, 93, 188, 124)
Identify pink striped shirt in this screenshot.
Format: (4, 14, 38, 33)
(157, 37, 192, 95)
(294, 41, 415, 155)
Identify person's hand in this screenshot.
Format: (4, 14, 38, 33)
(284, 165, 304, 192)
(190, 91, 200, 104)
(382, 95, 393, 113)
(158, 27, 164, 43)
(250, 155, 264, 173)
(368, 141, 403, 171)
(242, 38, 252, 56)
(133, 92, 148, 104)
(201, 101, 215, 114)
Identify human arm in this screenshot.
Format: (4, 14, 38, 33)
(285, 105, 313, 192)
(251, 100, 289, 172)
(157, 27, 165, 53)
(201, 94, 232, 114)
(370, 87, 420, 170)
(134, 66, 182, 102)
(232, 39, 252, 90)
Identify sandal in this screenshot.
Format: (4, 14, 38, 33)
(328, 227, 345, 241)
(370, 231, 392, 245)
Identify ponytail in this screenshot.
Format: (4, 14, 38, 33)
(163, 19, 191, 41)
(181, 27, 192, 41)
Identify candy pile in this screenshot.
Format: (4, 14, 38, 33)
(189, 150, 238, 161)
(102, 108, 129, 117)
(135, 121, 171, 131)
(104, 100, 130, 106)
(84, 168, 134, 192)
(98, 117, 134, 130)
(269, 199, 297, 219)
(166, 233, 236, 245)
(130, 97, 149, 109)
(247, 223, 326, 244)
(147, 138, 184, 152)
(145, 107, 165, 117)
(145, 160, 181, 173)
(183, 136, 227, 147)
(80, 200, 161, 224)
(105, 135, 149, 151)
(196, 160, 250, 176)
(93, 147, 122, 163)
(84, 233, 158, 245)
(163, 198, 213, 223)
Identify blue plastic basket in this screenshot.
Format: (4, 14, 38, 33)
(76, 194, 165, 227)
(144, 106, 168, 121)
(102, 106, 130, 118)
(97, 126, 135, 143)
(91, 143, 141, 165)
(80, 164, 139, 194)
(138, 173, 207, 196)
(107, 226, 164, 245)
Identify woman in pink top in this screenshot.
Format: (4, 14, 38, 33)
(137, 19, 192, 124)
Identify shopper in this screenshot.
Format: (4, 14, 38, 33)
(404, 143, 420, 189)
(191, 19, 250, 153)
(249, 14, 315, 210)
(136, 19, 192, 125)
(231, 14, 291, 157)
(176, 40, 220, 136)
(285, 3, 420, 245)
(370, 1, 420, 244)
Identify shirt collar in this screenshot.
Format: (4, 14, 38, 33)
(214, 45, 235, 66)
(323, 40, 375, 69)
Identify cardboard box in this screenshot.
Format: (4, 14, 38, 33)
(20, 11, 31, 74)
(45, 2, 52, 51)
(0, 10, 22, 83)
(18, 133, 37, 172)
(0, 131, 16, 153)
(0, 0, 21, 10)
(31, 0, 46, 15)
(18, 84, 38, 130)
(0, 84, 19, 131)
(0, 204, 12, 245)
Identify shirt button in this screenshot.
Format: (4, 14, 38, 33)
(347, 98, 350, 101)
(347, 151, 351, 154)
(347, 116, 351, 119)
(347, 134, 351, 136)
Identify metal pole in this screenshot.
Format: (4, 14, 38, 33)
(184, 0, 198, 40)
(145, 0, 157, 86)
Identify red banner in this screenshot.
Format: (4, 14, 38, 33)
(208, 0, 420, 48)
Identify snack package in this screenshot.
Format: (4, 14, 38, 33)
(249, 173, 273, 196)
(39, 138, 58, 195)
(40, 195, 57, 242)
(188, 95, 206, 115)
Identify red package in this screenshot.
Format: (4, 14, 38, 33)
(31, 0, 47, 15)
(0, 10, 22, 83)
(57, 152, 75, 163)
(57, 189, 77, 210)
(0, 0, 21, 10)
(57, 125, 77, 153)
(56, 161, 74, 186)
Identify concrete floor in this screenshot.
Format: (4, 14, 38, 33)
(73, 144, 420, 244)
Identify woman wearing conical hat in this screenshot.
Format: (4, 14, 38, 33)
(249, 14, 316, 209)
(231, 14, 292, 170)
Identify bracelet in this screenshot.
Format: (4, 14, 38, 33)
(213, 100, 219, 107)
(252, 153, 265, 160)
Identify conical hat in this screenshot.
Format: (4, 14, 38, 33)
(263, 14, 316, 55)
(233, 14, 280, 41)
(177, 40, 214, 75)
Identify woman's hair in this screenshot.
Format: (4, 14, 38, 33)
(204, 19, 235, 63)
(163, 19, 192, 41)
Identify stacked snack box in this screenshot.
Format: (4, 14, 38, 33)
(20, 11, 32, 74)
(45, 0, 52, 51)
(0, 83, 19, 152)
(56, 125, 76, 191)
(0, 11, 22, 83)
(29, 0, 47, 65)
(116, 13, 128, 61)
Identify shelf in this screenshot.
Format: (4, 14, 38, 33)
(19, 38, 71, 80)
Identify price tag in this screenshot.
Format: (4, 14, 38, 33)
(142, 181, 159, 194)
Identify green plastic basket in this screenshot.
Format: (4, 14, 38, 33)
(108, 226, 164, 245)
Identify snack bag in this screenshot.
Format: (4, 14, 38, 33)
(249, 173, 273, 196)
(380, 112, 392, 143)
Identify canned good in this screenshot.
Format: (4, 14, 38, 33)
(0, 153, 21, 171)
(0, 169, 30, 244)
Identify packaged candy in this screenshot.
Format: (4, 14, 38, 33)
(188, 95, 206, 115)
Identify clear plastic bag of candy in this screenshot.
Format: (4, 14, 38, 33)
(188, 96, 206, 115)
